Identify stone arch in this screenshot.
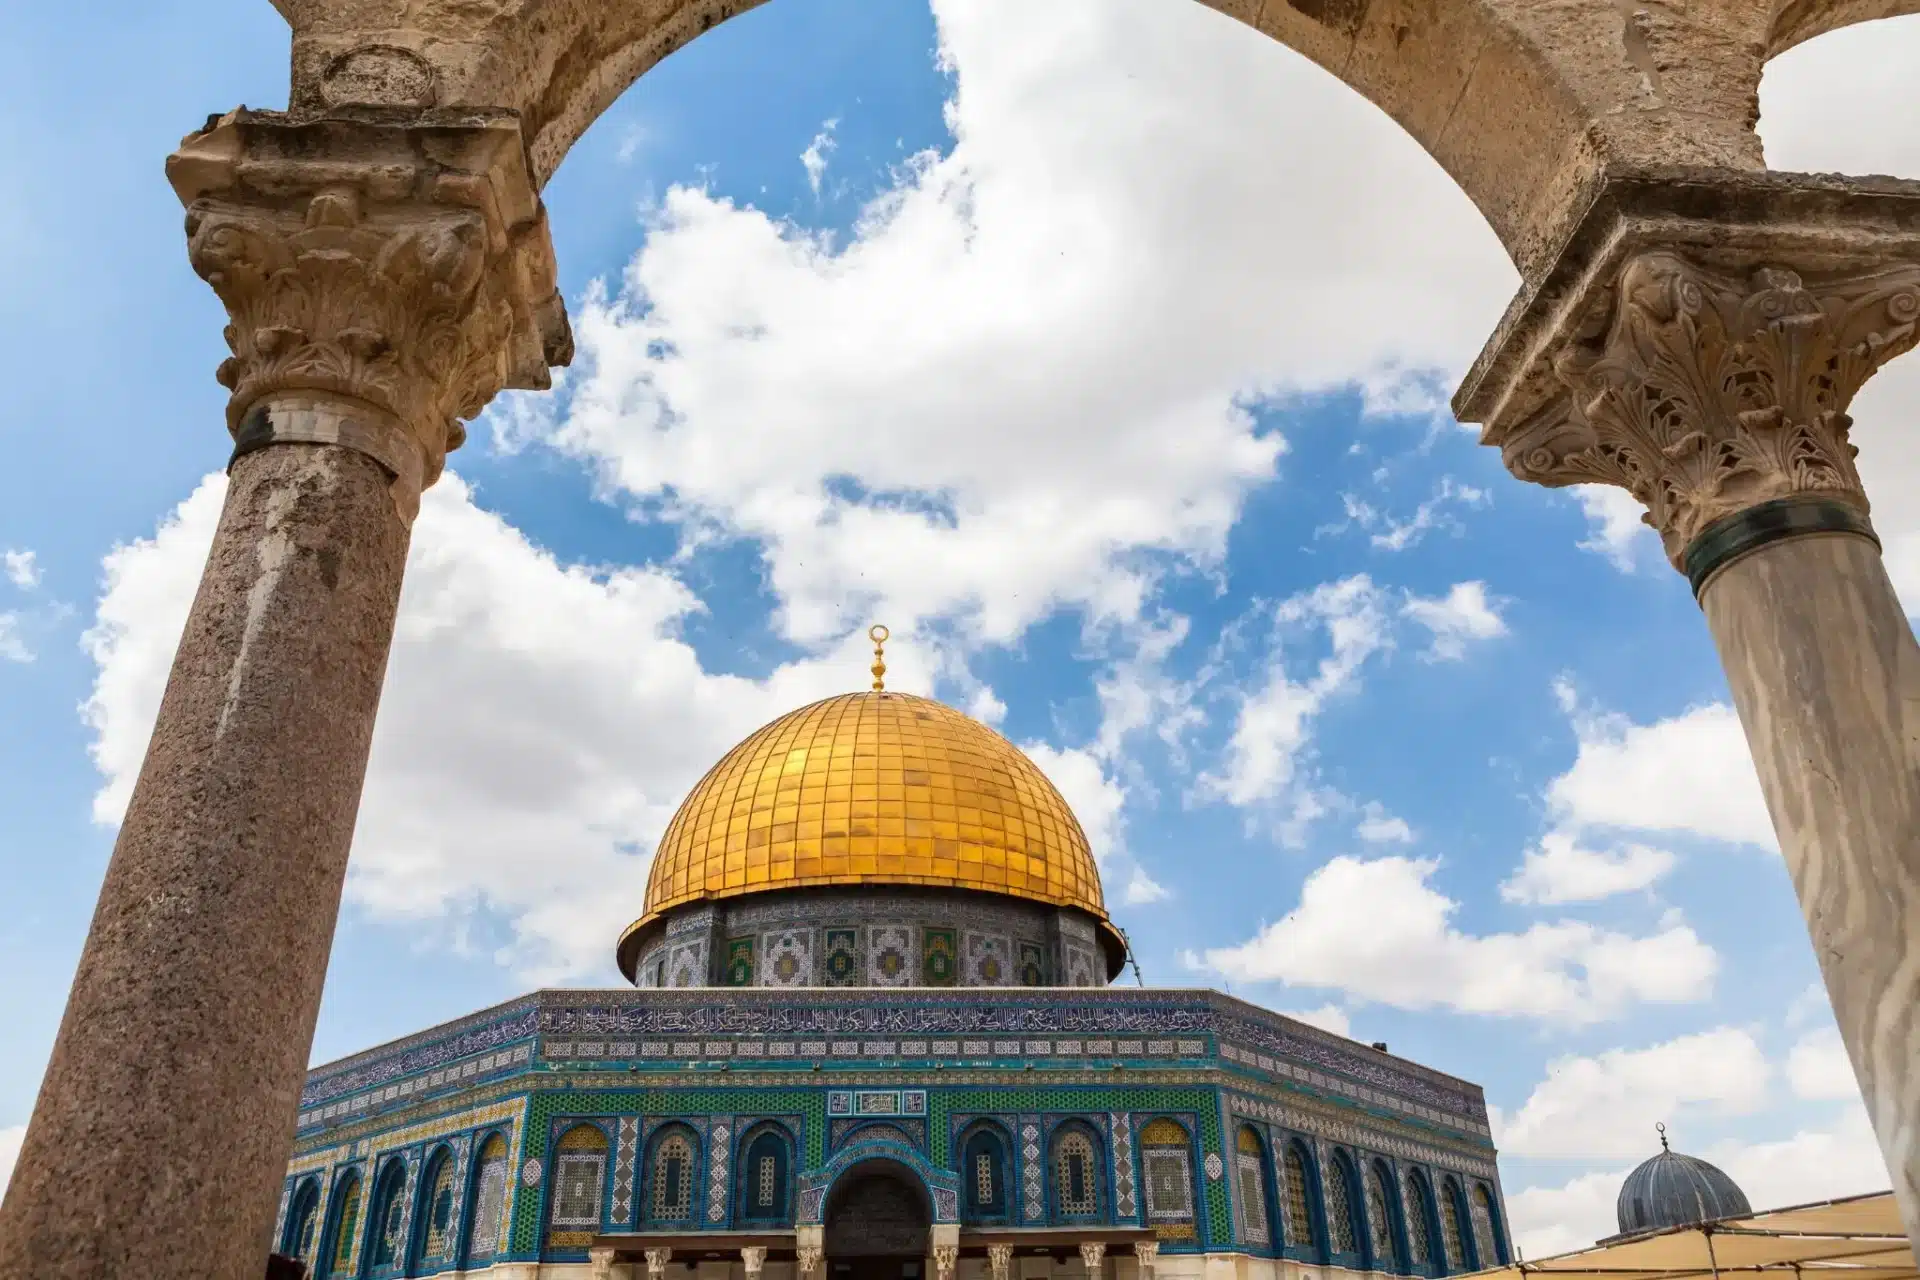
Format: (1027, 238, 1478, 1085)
(820, 1157, 934, 1259)
(267, 0, 1707, 273)
(1769, 0, 1920, 55)
(803, 1141, 958, 1225)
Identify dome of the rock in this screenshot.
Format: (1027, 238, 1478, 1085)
(615, 688, 1126, 986)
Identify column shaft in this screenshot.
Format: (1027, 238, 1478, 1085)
(1699, 532, 1920, 1234)
(0, 443, 411, 1280)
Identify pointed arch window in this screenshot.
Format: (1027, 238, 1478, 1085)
(325, 1171, 364, 1278)
(549, 1124, 610, 1245)
(1472, 1184, 1506, 1266)
(1367, 1160, 1402, 1269)
(962, 1126, 1011, 1223)
(283, 1179, 323, 1268)
(464, 1133, 511, 1263)
(1140, 1119, 1195, 1239)
(648, 1127, 698, 1223)
(415, 1148, 457, 1267)
(738, 1127, 792, 1223)
(1325, 1151, 1360, 1256)
(1052, 1126, 1101, 1219)
(1404, 1170, 1436, 1267)
(1236, 1127, 1272, 1247)
(1282, 1143, 1318, 1250)
(368, 1160, 409, 1269)
(1439, 1179, 1467, 1271)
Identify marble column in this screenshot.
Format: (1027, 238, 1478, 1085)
(1132, 1241, 1158, 1280)
(593, 1247, 621, 1280)
(988, 1243, 1015, 1280)
(1471, 224, 1920, 1240)
(1078, 1241, 1107, 1279)
(0, 109, 565, 1280)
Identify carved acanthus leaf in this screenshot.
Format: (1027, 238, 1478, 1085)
(1496, 250, 1920, 568)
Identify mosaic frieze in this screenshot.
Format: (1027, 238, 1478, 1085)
(725, 938, 757, 987)
(822, 928, 859, 985)
(965, 933, 1012, 986)
(869, 925, 915, 986)
(1230, 1094, 1497, 1182)
(763, 929, 814, 986)
(922, 927, 958, 986)
(832, 1117, 927, 1150)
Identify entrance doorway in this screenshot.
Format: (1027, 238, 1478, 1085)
(824, 1161, 931, 1280)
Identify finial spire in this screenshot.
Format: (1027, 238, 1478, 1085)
(1657, 1122, 1669, 1151)
(869, 624, 890, 692)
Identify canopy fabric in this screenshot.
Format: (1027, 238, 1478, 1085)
(1474, 1192, 1911, 1280)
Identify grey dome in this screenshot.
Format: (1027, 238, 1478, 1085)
(1616, 1132, 1751, 1236)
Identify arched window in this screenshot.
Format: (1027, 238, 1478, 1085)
(364, 1160, 409, 1271)
(283, 1178, 322, 1267)
(1439, 1178, 1467, 1271)
(323, 1170, 364, 1279)
(1325, 1151, 1361, 1256)
(463, 1133, 511, 1264)
(1472, 1184, 1508, 1266)
(1139, 1119, 1195, 1240)
(550, 1124, 611, 1244)
(1235, 1127, 1273, 1247)
(961, 1125, 1011, 1223)
(1367, 1159, 1402, 1270)
(737, 1127, 793, 1224)
(647, 1127, 698, 1223)
(413, 1147, 457, 1268)
(1282, 1142, 1318, 1251)
(1404, 1169, 1437, 1268)
(1051, 1124, 1103, 1220)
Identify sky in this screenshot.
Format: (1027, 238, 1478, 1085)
(2, 0, 1919, 1258)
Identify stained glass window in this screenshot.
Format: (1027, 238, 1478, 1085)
(1140, 1119, 1194, 1237)
(552, 1125, 610, 1230)
(1405, 1170, 1434, 1266)
(1367, 1161, 1397, 1266)
(328, 1173, 363, 1274)
(1284, 1144, 1317, 1249)
(963, 1128, 1008, 1221)
(420, 1151, 456, 1263)
(741, 1129, 789, 1222)
(650, 1131, 696, 1221)
(1053, 1129, 1098, 1217)
(369, 1162, 407, 1267)
(1440, 1180, 1467, 1271)
(466, 1135, 510, 1261)
(1236, 1128, 1269, 1246)
(283, 1180, 321, 1265)
(1326, 1153, 1359, 1255)
(1472, 1185, 1504, 1266)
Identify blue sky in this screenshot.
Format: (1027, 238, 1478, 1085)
(5, 0, 1920, 1255)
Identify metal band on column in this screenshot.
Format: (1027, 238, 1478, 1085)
(1684, 496, 1881, 599)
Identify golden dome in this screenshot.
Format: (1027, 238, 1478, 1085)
(617, 690, 1118, 976)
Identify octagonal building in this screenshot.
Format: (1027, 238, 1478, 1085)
(275, 678, 1510, 1280)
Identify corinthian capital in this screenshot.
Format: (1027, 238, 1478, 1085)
(1495, 249, 1917, 569)
(166, 109, 571, 519)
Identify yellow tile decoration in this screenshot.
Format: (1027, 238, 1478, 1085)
(628, 691, 1109, 934)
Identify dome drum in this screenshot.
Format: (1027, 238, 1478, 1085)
(621, 885, 1123, 989)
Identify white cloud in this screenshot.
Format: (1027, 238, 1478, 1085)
(1355, 801, 1413, 844)
(1402, 580, 1507, 661)
(1370, 478, 1489, 552)
(1197, 855, 1716, 1023)
(1572, 486, 1654, 572)
(1196, 576, 1390, 812)
(1504, 1166, 1632, 1259)
(800, 118, 838, 196)
(1786, 1026, 1861, 1103)
(1706, 1100, 1889, 1210)
(3, 549, 37, 590)
(1281, 1004, 1352, 1038)
(0, 615, 28, 664)
(513, 0, 1513, 650)
(1498, 1029, 1772, 1159)
(1500, 830, 1676, 905)
(83, 473, 997, 980)
(0, 1124, 20, 1195)
(1548, 691, 1775, 849)
(1123, 867, 1168, 905)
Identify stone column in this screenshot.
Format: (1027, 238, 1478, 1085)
(796, 1245, 823, 1280)
(0, 109, 566, 1280)
(648, 1247, 677, 1280)
(1459, 172, 1920, 1244)
(1078, 1241, 1107, 1279)
(744, 1246, 769, 1280)
(593, 1247, 621, 1280)
(1132, 1241, 1158, 1280)
(988, 1243, 1015, 1280)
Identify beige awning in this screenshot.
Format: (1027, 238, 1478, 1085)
(1471, 1192, 1912, 1280)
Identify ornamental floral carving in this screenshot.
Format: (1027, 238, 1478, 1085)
(168, 111, 570, 491)
(1493, 250, 1920, 568)
(933, 1243, 960, 1280)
